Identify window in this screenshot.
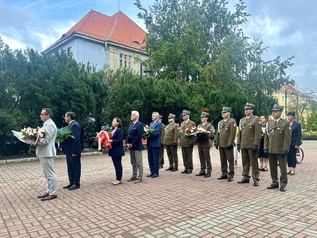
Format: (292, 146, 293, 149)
(119, 53, 132, 69)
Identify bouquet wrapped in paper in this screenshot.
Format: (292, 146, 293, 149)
(195, 126, 212, 140)
(55, 126, 74, 143)
(12, 127, 45, 145)
(142, 125, 156, 139)
(96, 130, 112, 150)
(184, 126, 198, 139)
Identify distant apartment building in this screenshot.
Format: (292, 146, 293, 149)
(44, 10, 148, 72)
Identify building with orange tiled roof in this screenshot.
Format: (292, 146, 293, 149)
(44, 10, 148, 72)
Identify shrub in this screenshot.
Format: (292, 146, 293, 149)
(302, 130, 317, 140)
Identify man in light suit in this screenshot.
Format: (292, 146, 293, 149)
(36, 108, 58, 201)
(127, 111, 144, 183)
(146, 112, 162, 178)
(62, 112, 82, 190)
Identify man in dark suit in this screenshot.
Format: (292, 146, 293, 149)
(62, 112, 82, 190)
(146, 112, 162, 178)
(126, 110, 144, 183)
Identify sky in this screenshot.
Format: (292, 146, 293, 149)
(0, 0, 316, 93)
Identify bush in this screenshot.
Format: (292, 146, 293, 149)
(302, 130, 317, 140)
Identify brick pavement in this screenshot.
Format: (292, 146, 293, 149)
(0, 141, 316, 238)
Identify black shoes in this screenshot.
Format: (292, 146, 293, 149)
(280, 186, 287, 192)
(181, 170, 188, 174)
(254, 181, 260, 186)
(204, 173, 211, 178)
(185, 171, 192, 174)
(196, 173, 206, 176)
(68, 185, 80, 190)
(267, 184, 279, 189)
(171, 168, 178, 172)
(63, 184, 72, 189)
(237, 179, 250, 184)
(227, 177, 233, 182)
(166, 167, 173, 171)
(151, 174, 159, 178)
(217, 175, 228, 180)
(146, 174, 153, 177)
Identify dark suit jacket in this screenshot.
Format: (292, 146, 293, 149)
(127, 120, 143, 150)
(62, 120, 82, 154)
(147, 120, 162, 148)
(109, 128, 125, 157)
(290, 121, 302, 146)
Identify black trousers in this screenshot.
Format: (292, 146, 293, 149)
(66, 153, 81, 186)
(111, 156, 123, 181)
(287, 145, 297, 168)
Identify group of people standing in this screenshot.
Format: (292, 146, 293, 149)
(33, 102, 302, 201)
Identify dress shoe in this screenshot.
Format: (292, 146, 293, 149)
(227, 177, 233, 182)
(217, 175, 228, 180)
(181, 170, 188, 173)
(166, 167, 173, 171)
(196, 173, 206, 176)
(267, 184, 279, 189)
(237, 179, 250, 184)
(68, 185, 80, 190)
(171, 168, 178, 172)
(37, 193, 49, 199)
(186, 171, 192, 174)
(146, 174, 153, 177)
(262, 168, 268, 172)
(63, 184, 72, 189)
(254, 180, 260, 186)
(204, 173, 211, 178)
(259, 168, 264, 171)
(289, 172, 295, 175)
(41, 195, 57, 201)
(134, 178, 142, 183)
(127, 177, 137, 182)
(151, 174, 159, 178)
(287, 171, 291, 174)
(280, 186, 287, 192)
(160, 164, 163, 168)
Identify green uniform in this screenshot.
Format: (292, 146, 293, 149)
(215, 118, 236, 178)
(159, 123, 166, 167)
(197, 122, 213, 175)
(264, 118, 291, 187)
(237, 115, 261, 181)
(180, 119, 196, 172)
(163, 122, 179, 169)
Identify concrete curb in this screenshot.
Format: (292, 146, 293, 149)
(0, 151, 103, 164)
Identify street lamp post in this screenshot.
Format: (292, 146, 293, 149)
(140, 61, 151, 122)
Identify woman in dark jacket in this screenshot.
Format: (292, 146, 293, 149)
(287, 112, 302, 175)
(109, 117, 125, 185)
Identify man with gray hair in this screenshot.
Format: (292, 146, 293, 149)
(127, 111, 144, 183)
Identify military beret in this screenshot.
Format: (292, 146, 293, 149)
(222, 107, 231, 113)
(182, 110, 190, 116)
(271, 104, 283, 111)
(168, 113, 176, 119)
(244, 103, 255, 110)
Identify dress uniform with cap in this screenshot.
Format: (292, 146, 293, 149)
(163, 113, 179, 171)
(237, 103, 261, 186)
(196, 111, 214, 178)
(179, 110, 196, 174)
(214, 107, 237, 181)
(264, 104, 291, 192)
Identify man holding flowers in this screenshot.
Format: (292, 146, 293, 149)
(62, 112, 82, 191)
(36, 108, 58, 201)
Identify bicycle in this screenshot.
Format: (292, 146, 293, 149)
(296, 147, 304, 164)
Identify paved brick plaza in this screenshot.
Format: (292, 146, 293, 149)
(0, 141, 317, 238)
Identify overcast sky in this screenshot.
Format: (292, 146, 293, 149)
(0, 0, 316, 93)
